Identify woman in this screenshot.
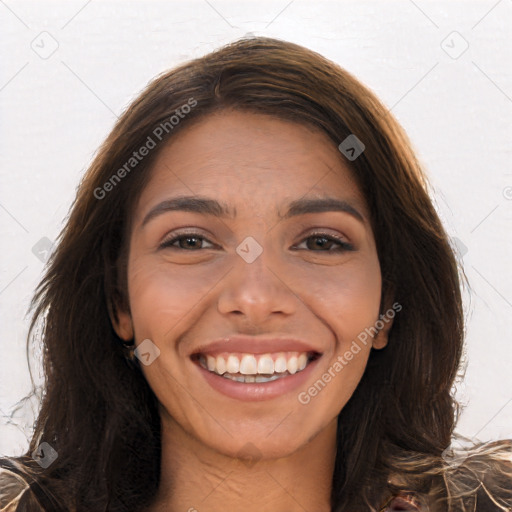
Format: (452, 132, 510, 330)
(1, 36, 510, 512)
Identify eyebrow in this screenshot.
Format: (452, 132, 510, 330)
(141, 195, 365, 227)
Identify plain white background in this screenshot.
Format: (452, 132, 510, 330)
(1, 0, 511, 457)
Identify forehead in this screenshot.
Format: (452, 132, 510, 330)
(136, 110, 368, 220)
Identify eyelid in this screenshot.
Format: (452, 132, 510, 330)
(293, 230, 355, 251)
(159, 228, 215, 249)
(297, 227, 350, 242)
(159, 228, 355, 252)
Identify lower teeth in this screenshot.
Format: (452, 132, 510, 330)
(221, 373, 289, 383)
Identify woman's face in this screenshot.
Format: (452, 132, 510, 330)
(115, 110, 388, 460)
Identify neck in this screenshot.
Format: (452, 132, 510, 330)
(147, 411, 337, 512)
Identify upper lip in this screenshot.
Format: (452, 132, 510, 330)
(189, 335, 323, 357)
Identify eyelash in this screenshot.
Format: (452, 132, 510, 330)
(159, 231, 355, 252)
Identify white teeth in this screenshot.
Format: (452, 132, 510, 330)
(239, 354, 257, 375)
(216, 356, 226, 375)
(287, 355, 298, 375)
(257, 354, 274, 374)
(206, 355, 216, 371)
(254, 374, 281, 383)
(223, 374, 246, 383)
(226, 355, 240, 373)
(197, 350, 316, 380)
(274, 353, 287, 373)
(223, 373, 283, 383)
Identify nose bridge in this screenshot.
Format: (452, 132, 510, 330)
(234, 233, 277, 288)
(217, 231, 295, 319)
(231, 208, 275, 265)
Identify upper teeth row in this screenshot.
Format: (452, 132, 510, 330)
(201, 352, 309, 376)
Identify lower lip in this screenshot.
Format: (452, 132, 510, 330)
(193, 356, 321, 402)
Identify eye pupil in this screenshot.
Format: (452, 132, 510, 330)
(308, 236, 332, 250)
(181, 236, 201, 249)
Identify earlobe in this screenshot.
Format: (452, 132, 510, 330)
(372, 320, 392, 350)
(113, 309, 134, 341)
(108, 296, 134, 341)
(373, 284, 397, 350)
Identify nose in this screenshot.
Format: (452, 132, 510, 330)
(216, 242, 297, 325)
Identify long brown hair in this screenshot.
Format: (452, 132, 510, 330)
(7, 36, 510, 511)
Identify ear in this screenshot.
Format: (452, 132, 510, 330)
(108, 292, 134, 341)
(372, 282, 398, 350)
(372, 314, 394, 350)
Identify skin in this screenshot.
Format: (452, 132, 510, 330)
(112, 110, 394, 512)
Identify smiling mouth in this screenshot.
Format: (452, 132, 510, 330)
(191, 351, 321, 383)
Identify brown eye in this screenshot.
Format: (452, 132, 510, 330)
(159, 231, 354, 252)
(295, 233, 354, 252)
(160, 233, 214, 250)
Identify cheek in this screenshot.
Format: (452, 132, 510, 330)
(300, 255, 382, 342)
(296, 256, 381, 405)
(126, 257, 223, 340)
